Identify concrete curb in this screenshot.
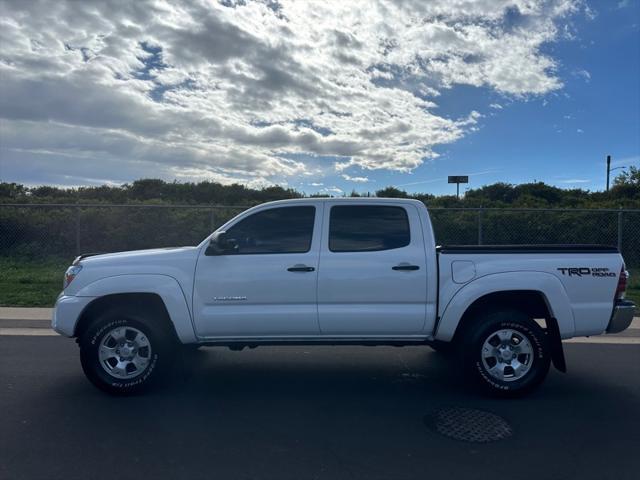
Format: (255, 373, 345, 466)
(0, 307, 52, 320)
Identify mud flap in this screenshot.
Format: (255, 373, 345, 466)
(547, 317, 567, 373)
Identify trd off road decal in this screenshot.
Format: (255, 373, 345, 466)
(557, 267, 616, 277)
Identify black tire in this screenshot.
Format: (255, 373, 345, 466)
(79, 307, 176, 395)
(460, 309, 551, 398)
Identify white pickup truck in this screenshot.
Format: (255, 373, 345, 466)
(52, 198, 635, 396)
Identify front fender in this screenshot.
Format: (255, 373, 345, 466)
(76, 274, 197, 343)
(435, 271, 575, 342)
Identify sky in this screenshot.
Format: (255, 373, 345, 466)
(0, 0, 638, 196)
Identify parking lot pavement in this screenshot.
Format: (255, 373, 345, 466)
(1, 334, 639, 480)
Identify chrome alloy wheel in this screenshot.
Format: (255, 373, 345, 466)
(480, 328, 533, 382)
(98, 326, 152, 379)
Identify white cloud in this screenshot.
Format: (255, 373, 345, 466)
(341, 174, 370, 183)
(0, 0, 584, 186)
(320, 186, 343, 195)
(573, 69, 591, 82)
(558, 178, 590, 183)
(489, 103, 503, 109)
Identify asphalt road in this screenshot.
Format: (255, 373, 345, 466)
(1, 336, 639, 480)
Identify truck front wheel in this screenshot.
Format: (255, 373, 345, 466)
(79, 308, 175, 395)
(461, 309, 551, 397)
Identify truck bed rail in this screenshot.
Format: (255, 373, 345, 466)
(437, 244, 620, 254)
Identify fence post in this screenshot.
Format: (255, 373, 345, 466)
(75, 206, 81, 255)
(477, 207, 483, 245)
(617, 208, 623, 253)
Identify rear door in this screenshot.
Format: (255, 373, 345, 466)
(317, 203, 428, 335)
(193, 203, 322, 338)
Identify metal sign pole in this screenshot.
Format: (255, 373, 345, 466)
(448, 175, 469, 199)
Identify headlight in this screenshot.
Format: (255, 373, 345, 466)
(63, 265, 83, 289)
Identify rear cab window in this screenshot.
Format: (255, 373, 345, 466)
(328, 205, 410, 252)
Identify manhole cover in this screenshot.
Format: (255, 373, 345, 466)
(425, 407, 513, 443)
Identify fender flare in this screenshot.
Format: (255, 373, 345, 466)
(435, 271, 575, 342)
(76, 274, 197, 343)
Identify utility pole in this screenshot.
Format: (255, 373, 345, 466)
(606, 155, 626, 191)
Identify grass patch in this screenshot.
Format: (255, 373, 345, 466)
(0, 257, 70, 307)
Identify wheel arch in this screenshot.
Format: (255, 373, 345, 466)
(74, 293, 179, 343)
(449, 290, 551, 345)
(73, 274, 196, 343)
(435, 271, 575, 343)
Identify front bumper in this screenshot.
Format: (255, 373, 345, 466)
(52, 294, 95, 337)
(606, 300, 636, 334)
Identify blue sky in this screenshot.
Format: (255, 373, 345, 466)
(0, 0, 639, 195)
(321, 0, 640, 195)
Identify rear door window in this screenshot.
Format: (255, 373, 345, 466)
(329, 205, 410, 252)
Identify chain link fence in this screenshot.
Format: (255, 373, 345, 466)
(429, 207, 640, 267)
(1, 204, 639, 267)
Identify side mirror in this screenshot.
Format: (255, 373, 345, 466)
(205, 231, 238, 256)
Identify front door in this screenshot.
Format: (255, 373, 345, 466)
(193, 203, 322, 338)
(317, 203, 427, 335)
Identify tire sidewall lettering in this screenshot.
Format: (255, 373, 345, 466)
(90, 318, 128, 346)
(475, 360, 511, 390)
(499, 321, 545, 359)
(472, 318, 547, 393)
(88, 317, 158, 390)
(110, 353, 158, 388)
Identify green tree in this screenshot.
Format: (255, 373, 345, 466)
(612, 166, 640, 200)
(0, 183, 27, 199)
(375, 186, 408, 198)
(614, 166, 640, 187)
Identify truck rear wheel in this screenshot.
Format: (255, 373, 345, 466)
(79, 308, 175, 395)
(461, 309, 551, 397)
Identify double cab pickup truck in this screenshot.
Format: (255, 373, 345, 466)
(52, 198, 635, 396)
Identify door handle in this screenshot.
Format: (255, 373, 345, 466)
(392, 264, 420, 271)
(287, 265, 315, 272)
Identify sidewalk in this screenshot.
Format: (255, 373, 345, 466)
(0, 307, 52, 320)
(0, 307, 56, 336)
(1, 307, 638, 342)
